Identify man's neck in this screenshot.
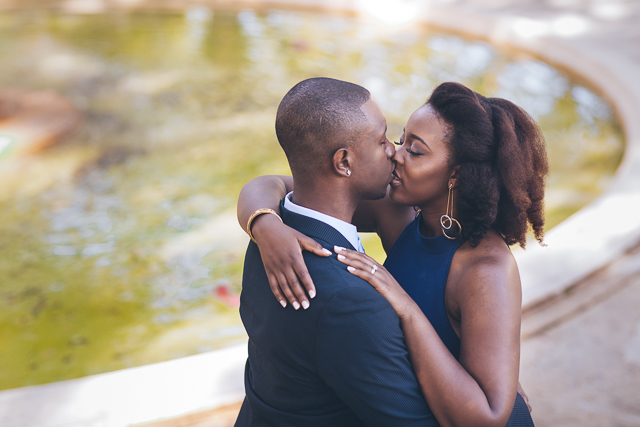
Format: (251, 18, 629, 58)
(289, 186, 356, 224)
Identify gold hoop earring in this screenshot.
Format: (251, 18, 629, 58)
(440, 183, 461, 240)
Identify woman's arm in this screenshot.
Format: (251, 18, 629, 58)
(335, 246, 521, 427)
(237, 175, 412, 308)
(237, 175, 331, 309)
(237, 175, 292, 231)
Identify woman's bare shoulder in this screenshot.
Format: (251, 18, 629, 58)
(446, 229, 522, 332)
(450, 230, 519, 294)
(458, 229, 514, 265)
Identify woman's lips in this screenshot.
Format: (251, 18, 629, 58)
(391, 170, 401, 186)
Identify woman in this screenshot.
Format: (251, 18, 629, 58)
(238, 82, 547, 426)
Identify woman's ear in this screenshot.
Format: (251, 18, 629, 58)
(449, 165, 460, 188)
(332, 148, 352, 177)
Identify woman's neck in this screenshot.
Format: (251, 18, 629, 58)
(418, 210, 444, 238)
(418, 191, 456, 238)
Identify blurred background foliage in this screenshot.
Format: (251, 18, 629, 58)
(0, 6, 623, 390)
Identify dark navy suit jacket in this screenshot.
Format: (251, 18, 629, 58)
(235, 201, 439, 426)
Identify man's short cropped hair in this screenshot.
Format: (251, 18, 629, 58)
(275, 77, 371, 174)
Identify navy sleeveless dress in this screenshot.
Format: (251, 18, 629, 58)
(383, 216, 534, 426)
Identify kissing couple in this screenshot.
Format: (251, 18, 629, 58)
(235, 77, 546, 426)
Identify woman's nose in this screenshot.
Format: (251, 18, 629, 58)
(392, 146, 404, 164)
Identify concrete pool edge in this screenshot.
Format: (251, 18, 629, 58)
(0, 344, 248, 427)
(1, 1, 639, 426)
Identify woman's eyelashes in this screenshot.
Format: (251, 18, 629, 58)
(394, 140, 422, 155)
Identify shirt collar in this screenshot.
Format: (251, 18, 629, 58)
(284, 192, 364, 253)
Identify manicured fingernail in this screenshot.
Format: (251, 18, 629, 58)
(347, 266, 356, 273)
(280, 300, 287, 308)
(322, 248, 332, 255)
(337, 254, 346, 261)
(293, 301, 300, 310)
(334, 246, 345, 252)
(302, 300, 309, 310)
(309, 289, 316, 299)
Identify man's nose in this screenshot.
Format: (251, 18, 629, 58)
(386, 141, 395, 158)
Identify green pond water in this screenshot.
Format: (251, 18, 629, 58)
(0, 7, 624, 390)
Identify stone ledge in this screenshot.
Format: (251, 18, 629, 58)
(0, 345, 247, 427)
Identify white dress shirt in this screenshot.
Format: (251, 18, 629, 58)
(284, 192, 364, 253)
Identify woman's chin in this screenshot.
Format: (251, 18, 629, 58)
(389, 187, 421, 209)
(388, 186, 404, 204)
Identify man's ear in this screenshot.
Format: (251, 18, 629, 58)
(332, 148, 352, 177)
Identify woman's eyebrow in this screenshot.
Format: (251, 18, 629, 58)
(409, 133, 431, 151)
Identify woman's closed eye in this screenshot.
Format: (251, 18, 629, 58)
(394, 140, 422, 156)
(406, 146, 423, 156)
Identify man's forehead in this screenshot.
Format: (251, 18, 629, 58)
(360, 98, 386, 129)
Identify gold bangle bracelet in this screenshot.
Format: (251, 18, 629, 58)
(246, 208, 283, 243)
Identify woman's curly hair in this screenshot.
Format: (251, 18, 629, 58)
(427, 82, 549, 248)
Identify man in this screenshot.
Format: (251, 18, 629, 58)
(235, 78, 438, 426)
